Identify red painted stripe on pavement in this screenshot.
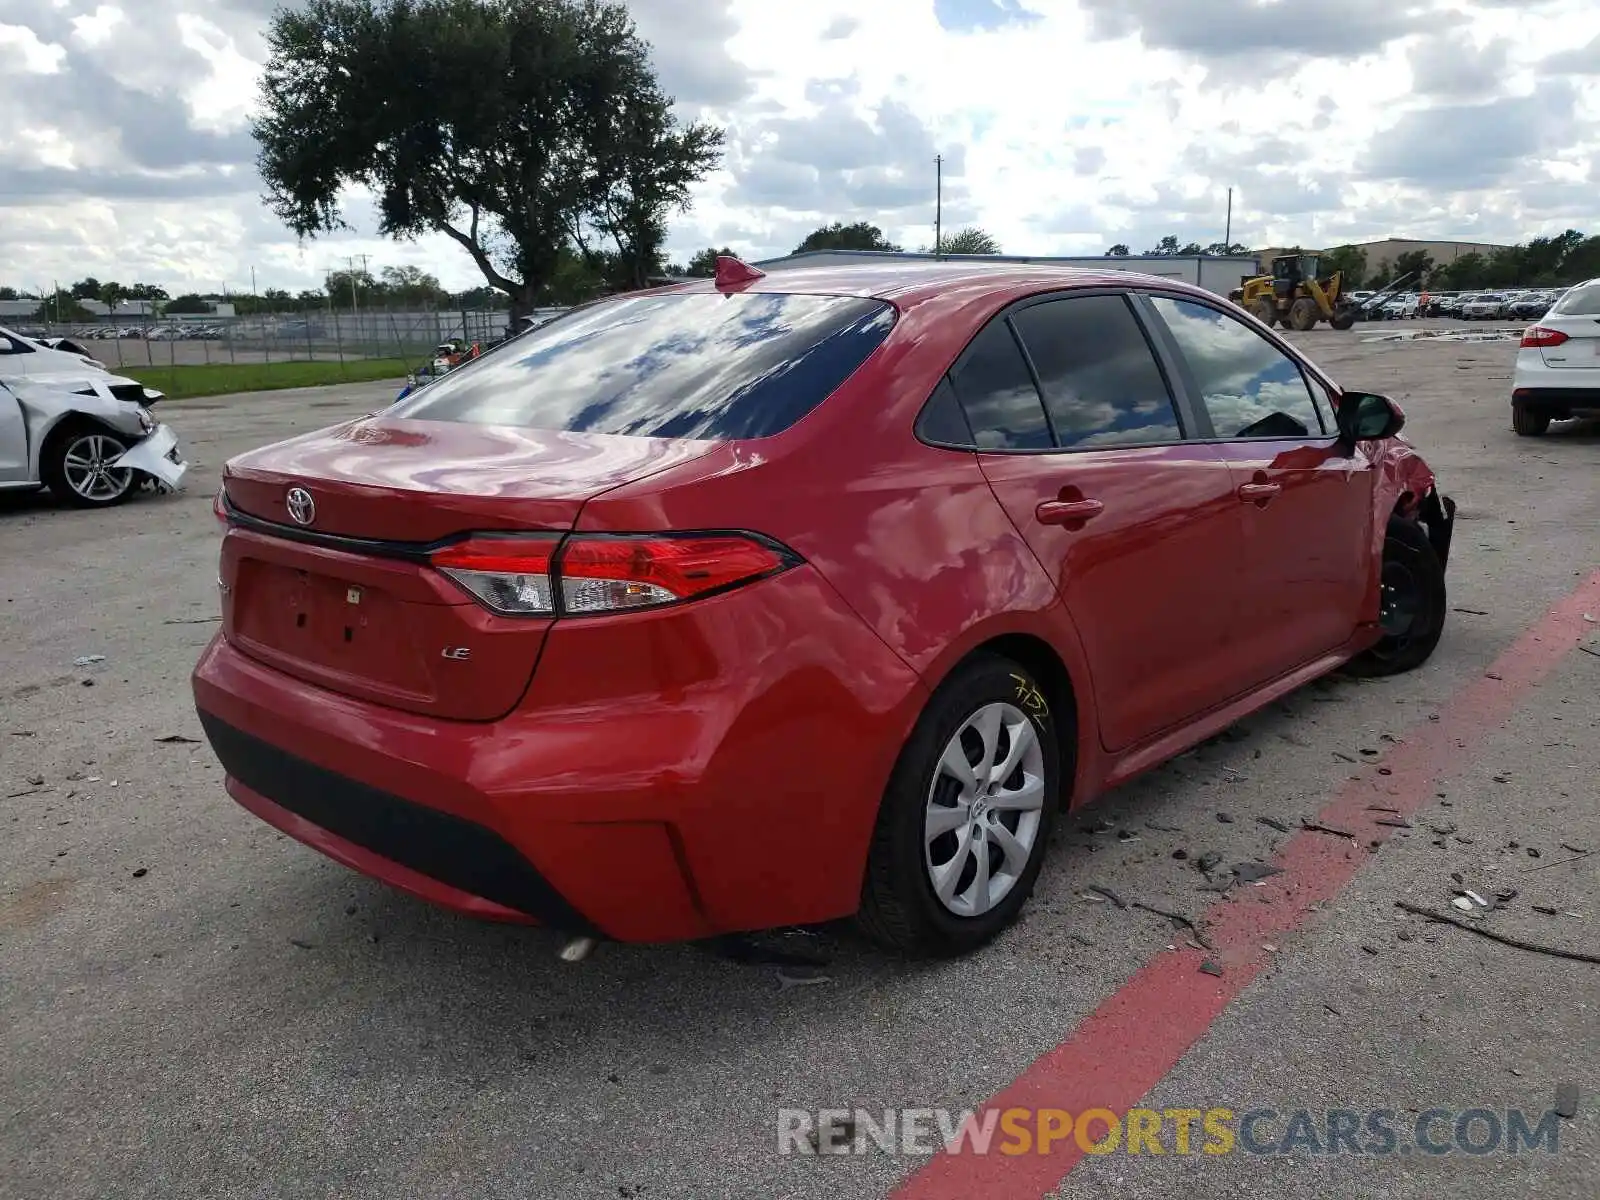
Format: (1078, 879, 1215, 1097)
(894, 569, 1600, 1199)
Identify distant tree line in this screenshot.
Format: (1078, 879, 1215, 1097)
(1105, 237, 1252, 257)
(1321, 231, 1600, 291)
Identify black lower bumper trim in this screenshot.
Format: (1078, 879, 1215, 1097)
(1513, 388, 1600, 414)
(198, 710, 596, 932)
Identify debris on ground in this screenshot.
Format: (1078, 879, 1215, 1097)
(1523, 849, 1596, 874)
(706, 933, 830, 969)
(154, 735, 202, 745)
(1132, 901, 1213, 950)
(1215, 812, 1234, 824)
(1533, 905, 1559, 916)
(25, 773, 44, 786)
(288, 938, 315, 950)
(72, 655, 106, 667)
(1555, 1085, 1580, 1119)
(1234, 862, 1283, 885)
(1069, 933, 1096, 948)
(1199, 960, 1224, 977)
(1087, 884, 1128, 909)
(1453, 607, 1490, 616)
(1194, 851, 1223, 874)
(1395, 902, 1600, 965)
(162, 616, 222, 625)
(776, 967, 833, 992)
(1375, 817, 1412, 829)
(1452, 897, 1475, 912)
(1171, 849, 1188, 861)
(1302, 820, 1356, 839)
(1257, 816, 1290, 833)
(1333, 751, 1358, 763)
(1144, 820, 1182, 833)
(131, 868, 147, 879)
(5, 787, 43, 800)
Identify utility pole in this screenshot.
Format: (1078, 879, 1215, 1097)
(934, 155, 943, 258)
(1224, 187, 1233, 252)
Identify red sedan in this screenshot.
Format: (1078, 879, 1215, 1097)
(193, 258, 1455, 957)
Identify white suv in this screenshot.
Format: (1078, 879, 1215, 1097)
(1511, 278, 1600, 435)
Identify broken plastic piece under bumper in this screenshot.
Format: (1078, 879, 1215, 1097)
(111, 423, 188, 489)
(1421, 489, 1456, 570)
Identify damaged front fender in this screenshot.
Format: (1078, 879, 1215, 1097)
(110, 423, 189, 490)
(1369, 437, 1455, 569)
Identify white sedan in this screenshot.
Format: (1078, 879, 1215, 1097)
(1462, 293, 1508, 320)
(1511, 278, 1600, 436)
(1, 324, 107, 374)
(0, 371, 188, 506)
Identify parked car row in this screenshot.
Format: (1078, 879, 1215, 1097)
(1352, 288, 1569, 322)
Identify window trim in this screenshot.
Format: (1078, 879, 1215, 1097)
(915, 286, 1195, 456)
(1132, 290, 1342, 447)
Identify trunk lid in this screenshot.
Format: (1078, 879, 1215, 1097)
(1538, 315, 1600, 369)
(219, 415, 716, 720)
(224, 416, 712, 540)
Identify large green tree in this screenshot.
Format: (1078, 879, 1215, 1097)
(793, 222, 901, 254)
(685, 246, 738, 277)
(1320, 244, 1367, 289)
(1390, 249, 1435, 285)
(937, 227, 1002, 255)
(254, 0, 723, 312)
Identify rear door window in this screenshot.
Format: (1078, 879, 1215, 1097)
(1149, 296, 1327, 438)
(389, 292, 895, 440)
(1009, 295, 1182, 448)
(946, 320, 1053, 450)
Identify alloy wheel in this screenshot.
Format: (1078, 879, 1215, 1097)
(61, 434, 133, 503)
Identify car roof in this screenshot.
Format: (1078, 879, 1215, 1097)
(661, 261, 1220, 309)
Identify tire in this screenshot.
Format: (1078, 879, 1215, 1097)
(858, 654, 1062, 957)
(1512, 403, 1550, 437)
(1288, 298, 1321, 331)
(1251, 299, 1278, 328)
(41, 423, 135, 508)
(1330, 305, 1357, 331)
(1343, 516, 1447, 678)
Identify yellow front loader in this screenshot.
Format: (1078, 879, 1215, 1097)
(1236, 254, 1357, 331)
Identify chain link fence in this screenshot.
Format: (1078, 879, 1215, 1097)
(17, 303, 526, 372)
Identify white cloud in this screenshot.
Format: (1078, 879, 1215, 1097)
(0, 0, 1597, 298)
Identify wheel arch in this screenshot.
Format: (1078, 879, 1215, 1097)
(933, 630, 1086, 810)
(36, 411, 125, 477)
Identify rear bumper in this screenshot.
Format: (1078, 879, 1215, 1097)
(192, 566, 926, 942)
(1512, 387, 1600, 416)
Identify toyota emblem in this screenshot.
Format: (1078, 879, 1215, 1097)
(286, 487, 316, 526)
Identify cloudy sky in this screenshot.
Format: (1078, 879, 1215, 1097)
(1, 0, 1596, 296)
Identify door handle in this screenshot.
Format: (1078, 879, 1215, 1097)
(1036, 498, 1104, 525)
(1236, 482, 1282, 504)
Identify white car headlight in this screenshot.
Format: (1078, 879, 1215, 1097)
(137, 407, 156, 434)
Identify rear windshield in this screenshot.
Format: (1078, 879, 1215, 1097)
(389, 291, 895, 440)
(1551, 285, 1600, 316)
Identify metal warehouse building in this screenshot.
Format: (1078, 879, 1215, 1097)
(752, 250, 1262, 297)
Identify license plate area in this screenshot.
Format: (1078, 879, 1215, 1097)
(233, 559, 435, 699)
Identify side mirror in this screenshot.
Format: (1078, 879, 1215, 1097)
(1337, 391, 1405, 444)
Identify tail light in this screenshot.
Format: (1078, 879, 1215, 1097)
(212, 486, 229, 525)
(1521, 326, 1568, 348)
(430, 533, 797, 617)
(431, 535, 560, 615)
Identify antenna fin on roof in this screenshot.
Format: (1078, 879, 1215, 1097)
(714, 255, 766, 290)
